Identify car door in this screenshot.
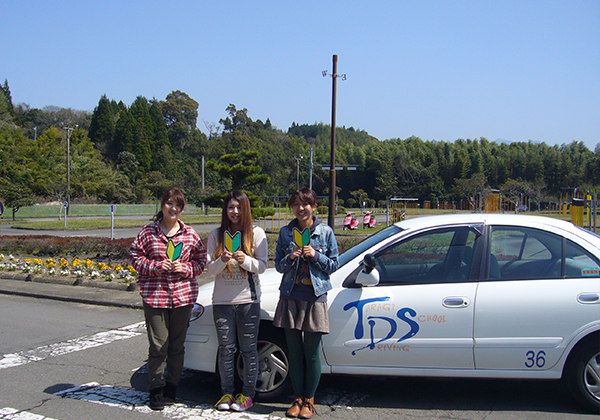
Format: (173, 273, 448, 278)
(323, 225, 480, 372)
(474, 224, 600, 371)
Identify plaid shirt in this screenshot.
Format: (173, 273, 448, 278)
(130, 220, 206, 308)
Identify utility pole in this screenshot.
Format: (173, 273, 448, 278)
(201, 155, 205, 212)
(323, 55, 346, 228)
(295, 155, 303, 189)
(308, 146, 324, 191)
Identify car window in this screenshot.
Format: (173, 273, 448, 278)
(488, 226, 562, 280)
(368, 226, 477, 285)
(338, 225, 402, 268)
(565, 239, 600, 278)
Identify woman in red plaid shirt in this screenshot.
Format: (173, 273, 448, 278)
(130, 188, 206, 411)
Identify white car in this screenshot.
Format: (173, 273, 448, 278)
(184, 214, 600, 413)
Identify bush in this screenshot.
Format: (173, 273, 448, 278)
(252, 207, 276, 218)
(0, 235, 136, 259)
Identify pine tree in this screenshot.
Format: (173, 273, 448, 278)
(88, 95, 115, 157)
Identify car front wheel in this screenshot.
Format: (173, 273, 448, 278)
(236, 327, 291, 400)
(565, 338, 600, 413)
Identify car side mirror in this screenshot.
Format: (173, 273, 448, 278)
(356, 254, 379, 286)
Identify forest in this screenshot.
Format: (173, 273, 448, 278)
(1, 79, 600, 216)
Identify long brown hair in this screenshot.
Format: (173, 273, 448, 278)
(153, 188, 186, 221)
(215, 191, 254, 272)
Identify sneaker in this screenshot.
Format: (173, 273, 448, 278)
(148, 388, 164, 411)
(230, 393, 253, 412)
(163, 382, 177, 406)
(215, 393, 234, 411)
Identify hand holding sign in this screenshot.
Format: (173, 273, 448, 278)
(291, 227, 315, 260)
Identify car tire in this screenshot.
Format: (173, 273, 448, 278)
(564, 337, 600, 413)
(235, 325, 291, 400)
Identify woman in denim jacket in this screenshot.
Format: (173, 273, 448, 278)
(274, 188, 338, 419)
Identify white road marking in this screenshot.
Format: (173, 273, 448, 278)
(0, 322, 145, 370)
(56, 382, 286, 419)
(0, 407, 58, 419)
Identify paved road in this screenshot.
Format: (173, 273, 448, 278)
(0, 216, 352, 238)
(1, 292, 596, 420)
(0, 222, 220, 239)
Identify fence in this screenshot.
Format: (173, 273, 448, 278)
(5, 203, 198, 218)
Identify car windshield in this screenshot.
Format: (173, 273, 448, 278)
(338, 225, 402, 267)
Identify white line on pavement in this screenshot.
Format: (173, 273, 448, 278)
(56, 383, 286, 419)
(0, 322, 145, 370)
(0, 407, 58, 420)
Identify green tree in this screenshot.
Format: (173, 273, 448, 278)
(148, 99, 171, 172)
(88, 95, 115, 156)
(112, 108, 135, 157)
(501, 178, 533, 213)
(453, 173, 487, 212)
(350, 189, 369, 211)
(207, 150, 270, 191)
(0, 88, 15, 130)
(128, 96, 153, 170)
(0, 184, 35, 220)
(160, 90, 199, 150)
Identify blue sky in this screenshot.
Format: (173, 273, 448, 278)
(2, 1, 599, 150)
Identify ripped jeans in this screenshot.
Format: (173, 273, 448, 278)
(213, 302, 260, 397)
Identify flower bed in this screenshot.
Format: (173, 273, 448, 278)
(0, 235, 134, 259)
(0, 253, 137, 284)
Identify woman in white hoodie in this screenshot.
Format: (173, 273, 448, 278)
(207, 191, 267, 413)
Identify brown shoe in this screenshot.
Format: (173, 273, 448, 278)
(286, 397, 304, 418)
(298, 397, 315, 419)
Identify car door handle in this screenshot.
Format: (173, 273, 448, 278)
(578, 293, 600, 304)
(442, 297, 470, 308)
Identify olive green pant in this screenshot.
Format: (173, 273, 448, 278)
(143, 303, 192, 390)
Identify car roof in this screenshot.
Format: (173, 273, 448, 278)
(393, 213, 578, 232)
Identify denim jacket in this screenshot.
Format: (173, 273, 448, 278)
(275, 218, 339, 297)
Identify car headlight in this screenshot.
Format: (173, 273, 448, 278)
(190, 303, 204, 322)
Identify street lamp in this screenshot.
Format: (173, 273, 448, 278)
(295, 155, 303, 189)
(63, 125, 77, 215)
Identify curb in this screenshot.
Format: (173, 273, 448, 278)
(0, 274, 143, 310)
(0, 272, 138, 291)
